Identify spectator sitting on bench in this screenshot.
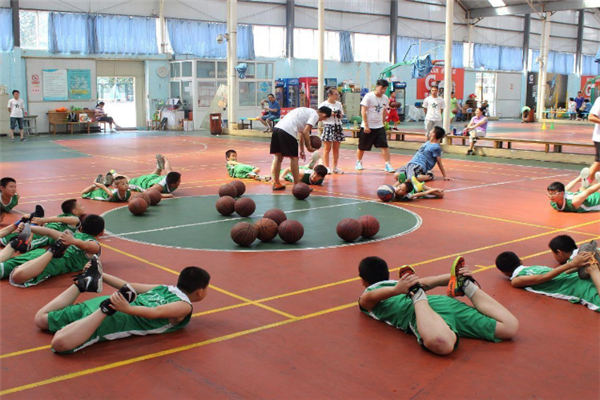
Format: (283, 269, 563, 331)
(463, 93, 477, 116)
(581, 99, 592, 120)
(95, 102, 121, 132)
(258, 94, 281, 133)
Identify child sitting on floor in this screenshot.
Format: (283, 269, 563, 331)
(0, 177, 19, 214)
(225, 149, 271, 181)
(35, 264, 210, 354)
(358, 256, 518, 355)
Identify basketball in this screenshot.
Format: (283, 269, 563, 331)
(230, 180, 246, 196)
(336, 218, 363, 242)
(255, 218, 279, 242)
(293, 183, 311, 200)
(216, 196, 236, 216)
(219, 183, 238, 198)
(133, 192, 151, 205)
(358, 215, 380, 238)
(230, 222, 257, 246)
(377, 185, 396, 202)
(278, 220, 304, 244)
(389, 101, 400, 109)
(234, 197, 256, 217)
(309, 135, 322, 150)
(146, 189, 162, 206)
(263, 208, 287, 225)
(128, 197, 148, 216)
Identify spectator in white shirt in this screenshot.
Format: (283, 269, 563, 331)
(423, 86, 445, 134)
(7, 90, 26, 142)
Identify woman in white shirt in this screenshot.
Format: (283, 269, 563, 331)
(319, 88, 345, 174)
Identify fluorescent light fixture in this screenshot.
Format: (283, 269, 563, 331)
(488, 0, 506, 7)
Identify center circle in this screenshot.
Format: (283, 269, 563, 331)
(102, 195, 421, 252)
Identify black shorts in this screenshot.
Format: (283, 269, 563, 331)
(270, 128, 299, 158)
(595, 141, 600, 162)
(358, 127, 388, 151)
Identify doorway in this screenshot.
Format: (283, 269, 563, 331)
(97, 77, 136, 128)
(475, 72, 497, 116)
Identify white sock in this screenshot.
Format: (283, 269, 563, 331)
(410, 288, 428, 305)
(462, 280, 478, 299)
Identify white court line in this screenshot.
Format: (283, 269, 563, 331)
(444, 173, 572, 192)
(107, 200, 365, 237)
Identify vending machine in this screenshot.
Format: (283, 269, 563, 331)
(274, 79, 285, 106)
(299, 77, 319, 108)
(392, 81, 407, 120)
(283, 78, 300, 108)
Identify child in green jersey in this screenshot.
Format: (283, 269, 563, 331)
(279, 153, 328, 186)
(393, 176, 445, 201)
(495, 247, 599, 312)
(547, 172, 600, 213)
(129, 154, 181, 198)
(34, 265, 210, 354)
(0, 215, 104, 287)
(358, 256, 518, 355)
(82, 175, 134, 202)
(0, 177, 19, 214)
(225, 149, 271, 181)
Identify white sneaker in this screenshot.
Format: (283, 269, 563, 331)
(326, 167, 331, 175)
(580, 167, 591, 189)
(355, 160, 363, 171)
(384, 163, 395, 173)
(332, 167, 344, 174)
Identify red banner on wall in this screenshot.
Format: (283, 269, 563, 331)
(581, 75, 600, 97)
(417, 67, 465, 100)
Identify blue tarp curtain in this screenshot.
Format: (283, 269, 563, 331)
(583, 54, 600, 76)
(530, 51, 575, 75)
(339, 31, 354, 63)
(0, 8, 14, 52)
(473, 44, 523, 71)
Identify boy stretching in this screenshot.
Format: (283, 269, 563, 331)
(0, 177, 19, 214)
(128, 154, 181, 198)
(495, 246, 599, 312)
(358, 256, 518, 355)
(394, 127, 451, 183)
(1, 199, 82, 249)
(0, 215, 103, 287)
(280, 153, 328, 186)
(393, 176, 445, 201)
(547, 172, 600, 213)
(82, 175, 134, 202)
(35, 264, 209, 354)
(225, 149, 271, 181)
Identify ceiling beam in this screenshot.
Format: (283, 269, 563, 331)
(469, 0, 600, 18)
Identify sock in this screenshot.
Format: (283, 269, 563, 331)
(410, 288, 428, 305)
(462, 280, 478, 299)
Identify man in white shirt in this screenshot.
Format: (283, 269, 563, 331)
(356, 80, 394, 173)
(271, 106, 331, 190)
(422, 86, 445, 134)
(585, 97, 600, 186)
(7, 90, 26, 142)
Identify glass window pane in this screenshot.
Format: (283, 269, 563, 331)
(182, 61, 193, 77)
(170, 81, 181, 98)
(19, 11, 37, 49)
(217, 62, 227, 79)
(182, 81, 193, 111)
(198, 82, 217, 108)
(196, 61, 215, 78)
(239, 82, 257, 107)
(257, 63, 273, 79)
(245, 63, 256, 79)
(38, 12, 49, 50)
(257, 82, 273, 101)
(170, 63, 180, 78)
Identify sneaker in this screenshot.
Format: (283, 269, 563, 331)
(398, 265, 422, 296)
(47, 238, 70, 259)
(326, 167, 331, 175)
(392, 127, 400, 131)
(73, 256, 103, 293)
(578, 241, 600, 280)
(100, 284, 137, 316)
(466, 150, 474, 156)
(355, 160, 364, 171)
(95, 174, 104, 184)
(595, 172, 600, 184)
(384, 163, 395, 173)
(11, 138, 15, 142)
(104, 172, 114, 187)
(272, 183, 286, 191)
(110, 128, 117, 133)
(426, 171, 435, 180)
(447, 256, 479, 297)
(22, 204, 45, 223)
(580, 167, 591, 189)
(20, 137, 26, 142)
(411, 176, 425, 193)
(397, 171, 407, 183)
(332, 167, 344, 175)
(308, 151, 321, 169)
(156, 154, 165, 170)
(9, 223, 32, 253)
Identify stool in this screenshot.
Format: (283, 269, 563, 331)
(247, 117, 260, 130)
(238, 118, 251, 130)
(23, 115, 38, 136)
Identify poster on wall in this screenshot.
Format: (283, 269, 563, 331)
(526, 72, 568, 109)
(581, 75, 600, 98)
(68, 69, 92, 100)
(30, 74, 41, 95)
(42, 69, 68, 101)
(417, 67, 464, 99)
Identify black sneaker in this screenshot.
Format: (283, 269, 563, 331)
(73, 256, 103, 293)
(104, 172, 114, 187)
(426, 171, 435, 180)
(156, 154, 165, 170)
(22, 204, 45, 223)
(95, 174, 104, 184)
(9, 223, 31, 253)
(47, 239, 70, 258)
(100, 284, 137, 316)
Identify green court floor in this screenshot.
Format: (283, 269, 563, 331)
(103, 195, 421, 251)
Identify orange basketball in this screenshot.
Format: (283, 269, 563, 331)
(230, 180, 246, 196)
(234, 197, 256, 217)
(133, 192, 151, 205)
(128, 197, 148, 216)
(336, 218, 363, 242)
(255, 218, 278, 242)
(358, 215, 380, 239)
(263, 208, 287, 226)
(278, 220, 304, 244)
(146, 189, 162, 206)
(292, 183, 311, 200)
(219, 184, 238, 198)
(230, 222, 257, 246)
(216, 196, 236, 216)
(309, 135, 322, 150)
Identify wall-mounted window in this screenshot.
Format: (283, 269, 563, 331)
(293, 28, 340, 61)
(20, 10, 49, 50)
(254, 26, 286, 58)
(353, 33, 389, 63)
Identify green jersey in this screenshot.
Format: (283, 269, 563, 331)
(48, 285, 192, 353)
(511, 265, 599, 312)
(0, 213, 79, 248)
(283, 166, 324, 185)
(83, 188, 132, 202)
(0, 193, 19, 212)
(551, 191, 600, 213)
(226, 162, 256, 179)
(129, 174, 175, 194)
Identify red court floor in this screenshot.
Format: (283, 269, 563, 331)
(0, 132, 598, 399)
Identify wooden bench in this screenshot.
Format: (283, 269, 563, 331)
(47, 110, 96, 135)
(348, 128, 468, 145)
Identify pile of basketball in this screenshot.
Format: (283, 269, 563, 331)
(230, 208, 304, 247)
(336, 215, 380, 242)
(128, 189, 162, 216)
(216, 181, 257, 218)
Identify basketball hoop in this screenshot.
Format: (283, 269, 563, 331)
(432, 60, 445, 66)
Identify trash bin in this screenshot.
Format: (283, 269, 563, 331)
(210, 113, 223, 135)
